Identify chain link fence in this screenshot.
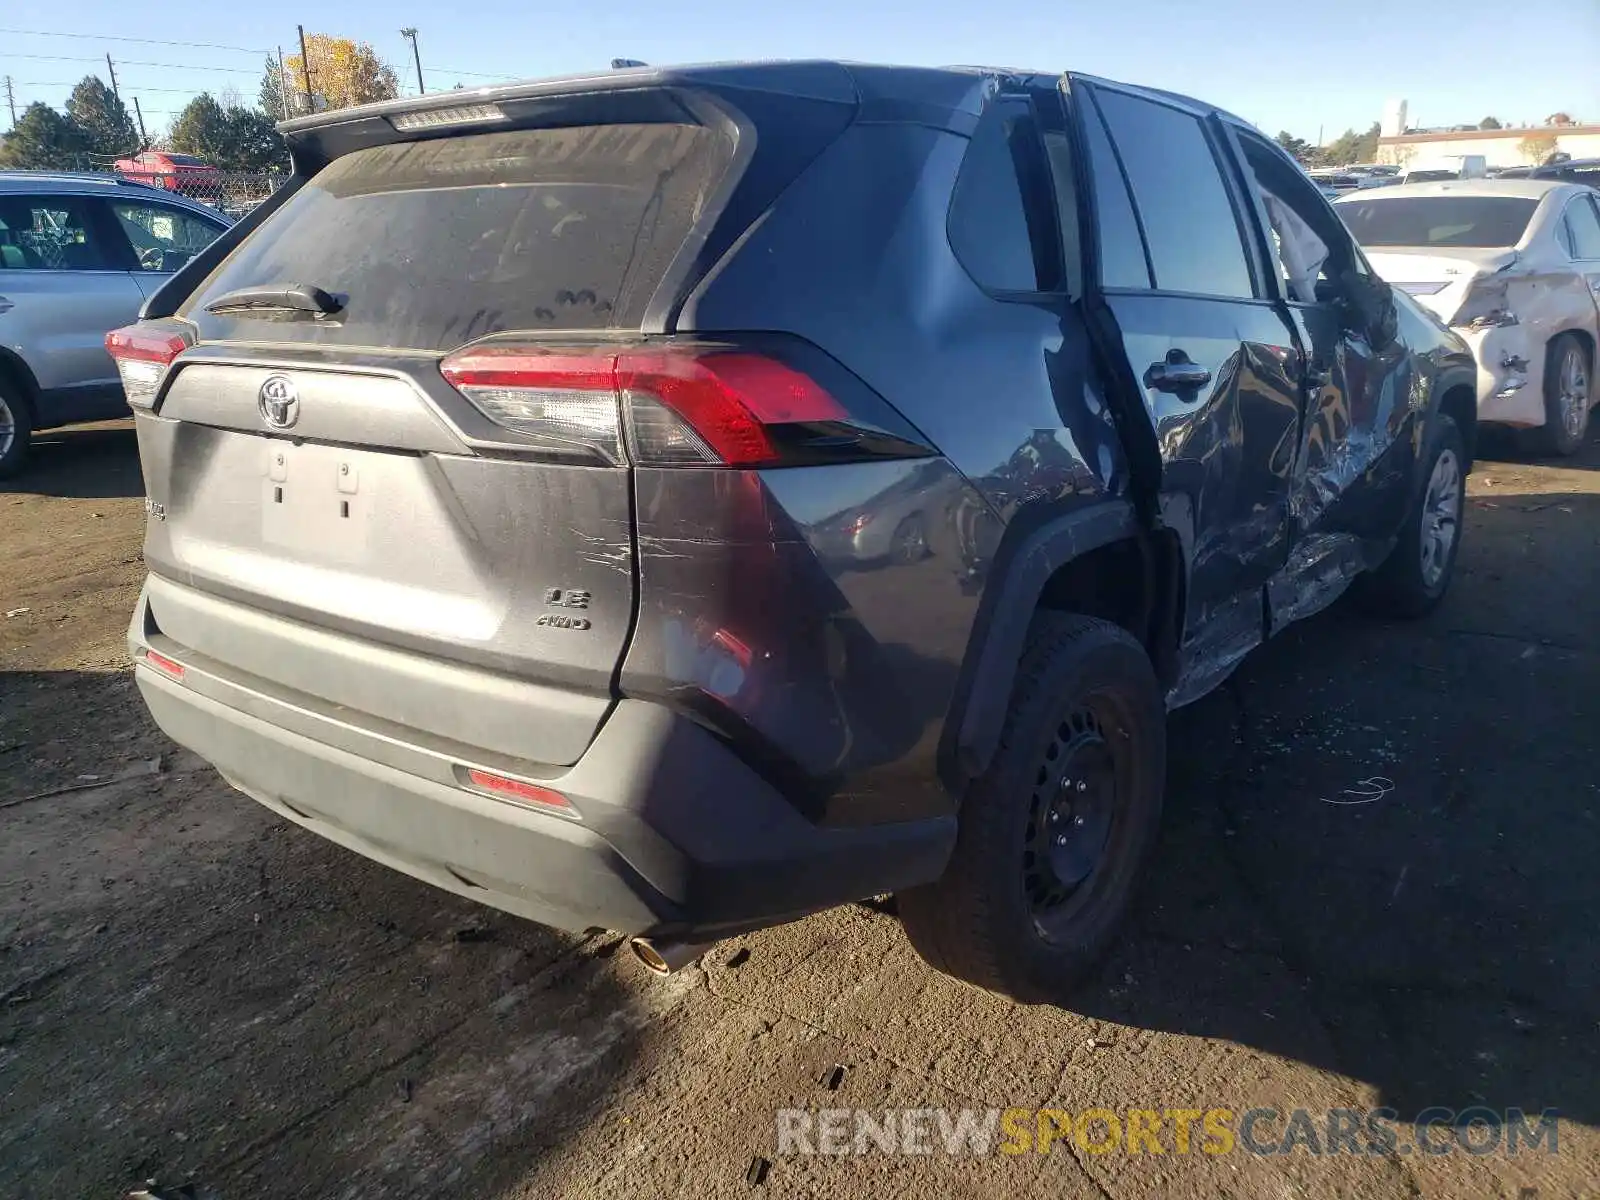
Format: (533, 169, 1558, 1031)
(93, 169, 288, 220)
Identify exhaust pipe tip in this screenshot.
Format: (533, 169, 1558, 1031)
(629, 936, 714, 975)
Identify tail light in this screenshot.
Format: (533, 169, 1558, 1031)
(439, 341, 931, 469)
(106, 324, 190, 409)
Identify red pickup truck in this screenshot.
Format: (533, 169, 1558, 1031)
(113, 152, 223, 197)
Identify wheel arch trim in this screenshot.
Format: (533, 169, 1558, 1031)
(941, 499, 1159, 789)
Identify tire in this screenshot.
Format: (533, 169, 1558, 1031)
(889, 514, 928, 565)
(1532, 333, 1591, 457)
(0, 379, 32, 481)
(1355, 412, 1466, 618)
(898, 613, 1165, 1003)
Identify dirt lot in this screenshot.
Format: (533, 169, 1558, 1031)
(2, 420, 1597, 1199)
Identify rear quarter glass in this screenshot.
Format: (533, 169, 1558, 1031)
(182, 123, 736, 351)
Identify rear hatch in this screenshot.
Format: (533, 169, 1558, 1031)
(125, 78, 856, 769)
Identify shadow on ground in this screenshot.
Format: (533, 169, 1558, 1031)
(1069, 481, 1600, 1128)
(2, 422, 144, 500)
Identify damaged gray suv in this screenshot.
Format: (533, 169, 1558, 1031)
(113, 63, 1476, 1002)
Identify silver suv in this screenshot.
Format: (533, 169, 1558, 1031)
(0, 172, 230, 477)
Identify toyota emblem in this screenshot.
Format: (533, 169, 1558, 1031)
(258, 374, 299, 429)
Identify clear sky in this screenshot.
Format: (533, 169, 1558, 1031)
(3, 0, 1597, 145)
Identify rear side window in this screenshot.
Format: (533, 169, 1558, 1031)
(947, 96, 1059, 292)
(186, 123, 735, 350)
(1093, 90, 1255, 299)
(1080, 97, 1152, 289)
(0, 195, 116, 271)
(1565, 196, 1600, 258)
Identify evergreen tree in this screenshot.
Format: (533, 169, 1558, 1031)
(65, 76, 138, 157)
(0, 103, 90, 170)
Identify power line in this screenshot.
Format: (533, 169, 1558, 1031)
(0, 28, 270, 54)
(423, 67, 519, 80)
(0, 52, 257, 73)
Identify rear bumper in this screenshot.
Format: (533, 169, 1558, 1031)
(130, 585, 953, 938)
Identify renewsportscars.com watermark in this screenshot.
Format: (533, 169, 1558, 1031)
(775, 1106, 1559, 1158)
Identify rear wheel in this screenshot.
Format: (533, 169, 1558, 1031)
(1355, 413, 1465, 617)
(0, 380, 32, 480)
(898, 613, 1165, 1002)
(1533, 333, 1591, 457)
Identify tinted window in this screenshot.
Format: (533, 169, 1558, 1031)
(1565, 196, 1600, 258)
(0, 195, 116, 271)
(187, 123, 735, 350)
(948, 97, 1056, 292)
(112, 201, 224, 273)
(1081, 97, 1150, 288)
(165, 154, 209, 167)
(1336, 196, 1538, 247)
(1093, 90, 1254, 298)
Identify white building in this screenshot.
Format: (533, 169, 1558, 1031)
(1376, 100, 1598, 168)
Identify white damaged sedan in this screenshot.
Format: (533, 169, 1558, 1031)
(1337, 180, 1600, 454)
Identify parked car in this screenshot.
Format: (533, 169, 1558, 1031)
(0, 172, 231, 476)
(1527, 157, 1600, 189)
(113, 151, 225, 198)
(1337, 179, 1600, 454)
(111, 62, 1477, 1002)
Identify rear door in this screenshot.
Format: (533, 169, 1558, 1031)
(0, 191, 144, 394)
(137, 120, 741, 767)
(1060, 77, 1303, 683)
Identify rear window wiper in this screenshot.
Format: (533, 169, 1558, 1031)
(203, 283, 344, 318)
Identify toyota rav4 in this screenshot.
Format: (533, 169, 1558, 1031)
(111, 62, 1477, 1002)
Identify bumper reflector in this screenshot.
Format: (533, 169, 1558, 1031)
(143, 649, 185, 681)
(464, 767, 572, 812)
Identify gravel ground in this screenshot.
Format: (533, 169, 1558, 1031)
(2, 420, 1597, 1199)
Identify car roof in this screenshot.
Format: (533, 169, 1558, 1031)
(0, 171, 223, 214)
(278, 59, 1232, 139)
(1333, 178, 1586, 202)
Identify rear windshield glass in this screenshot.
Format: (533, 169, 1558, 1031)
(1336, 196, 1539, 247)
(185, 123, 734, 350)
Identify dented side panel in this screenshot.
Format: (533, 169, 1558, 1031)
(620, 460, 988, 827)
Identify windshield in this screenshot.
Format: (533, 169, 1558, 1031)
(1336, 195, 1539, 247)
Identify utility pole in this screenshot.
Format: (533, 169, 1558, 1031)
(106, 53, 120, 100)
(297, 25, 313, 113)
(132, 96, 148, 147)
(400, 28, 424, 95)
(3, 76, 15, 129)
(276, 46, 292, 121)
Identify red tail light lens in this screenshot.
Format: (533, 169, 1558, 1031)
(106, 325, 190, 409)
(439, 342, 923, 469)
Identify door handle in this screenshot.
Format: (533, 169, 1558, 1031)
(1144, 350, 1212, 393)
(0, 296, 12, 315)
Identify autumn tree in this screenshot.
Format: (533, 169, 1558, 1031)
(65, 76, 138, 156)
(1518, 133, 1561, 164)
(284, 34, 399, 113)
(0, 102, 89, 169)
